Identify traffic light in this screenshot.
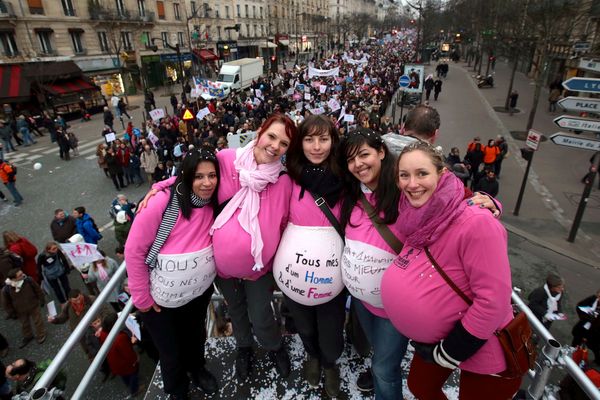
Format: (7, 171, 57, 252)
(271, 55, 276, 62)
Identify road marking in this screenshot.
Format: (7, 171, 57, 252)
(464, 67, 600, 258)
(98, 221, 114, 233)
(27, 155, 43, 161)
(79, 146, 100, 156)
(28, 146, 50, 152)
(85, 155, 96, 160)
(42, 147, 58, 155)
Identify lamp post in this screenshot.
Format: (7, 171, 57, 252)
(405, 0, 423, 62)
(183, 7, 200, 77)
(295, 8, 300, 65)
(149, 38, 185, 94)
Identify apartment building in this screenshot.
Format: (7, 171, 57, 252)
(0, 0, 190, 113)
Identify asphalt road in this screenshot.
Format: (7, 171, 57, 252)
(1, 63, 599, 398)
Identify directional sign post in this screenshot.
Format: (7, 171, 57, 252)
(550, 133, 600, 151)
(553, 115, 600, 133)
(550, 133, 600, 242)
(514, 129, 543, 216)
(562, 77, 600, 94)
(558, 96, 600, 113)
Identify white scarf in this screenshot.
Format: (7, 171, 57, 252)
(6, 277, 25, 292)
(210, 140, 282, 271)
(544, 283, 561, 318)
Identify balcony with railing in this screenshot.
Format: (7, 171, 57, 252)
(88, 2, 154, 24)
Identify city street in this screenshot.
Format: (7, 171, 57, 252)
(1, 59, 600, 399)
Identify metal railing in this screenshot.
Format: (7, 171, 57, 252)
(21, 263, 600, 399)
(30, 262, 128, 396)
(511, 292, 600, 399)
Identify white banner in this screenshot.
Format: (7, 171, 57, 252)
(196, 107, 211, 120)
(328, 99, 341, 112)
(311, 107, 325, 115)
(345, 55, 368, 65)
(308, 66, 340, 78)
(149, 108, 165, 122)
(59, 243, 104, 268)
(319, 85, 327, 94)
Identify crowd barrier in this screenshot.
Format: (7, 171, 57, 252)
(15, 262, 600, 400)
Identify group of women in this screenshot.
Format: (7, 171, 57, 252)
(126, 112, 520, 400)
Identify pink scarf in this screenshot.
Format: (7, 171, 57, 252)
(97, 263, 109, 281)
(398, 172, 467, 248)
(210, 140, 283, 271)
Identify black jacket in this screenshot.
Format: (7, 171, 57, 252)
(528, 286, 563, 327)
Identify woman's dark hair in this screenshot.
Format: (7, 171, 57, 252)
(286, 114, 340, 182)
(8, 359, 35, 377)
(172, 148, 220, 220)
(338, 128, 399, 229)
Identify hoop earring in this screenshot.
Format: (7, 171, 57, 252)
(175, 182, 184, 196)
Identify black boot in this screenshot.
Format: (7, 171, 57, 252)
(357, 367, 374, 392)
(235, 347, 253, 381)
(191, 367, 218, 394)
(270, 346, 290, 378)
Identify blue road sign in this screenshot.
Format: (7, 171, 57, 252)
(562, 77, 600, 93)
(399, 75, 411, 88)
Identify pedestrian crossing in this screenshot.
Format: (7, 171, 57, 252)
(3, 137, 106, 167)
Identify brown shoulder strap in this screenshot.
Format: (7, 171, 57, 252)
(360, 193, 404, 254)
(424, 247, 473, 306)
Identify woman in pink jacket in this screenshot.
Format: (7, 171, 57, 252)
(381, 141, 520, 399)
(143, 114, 297, 381)
(273, 115, 346, 397)
(125, 148, 220, 400)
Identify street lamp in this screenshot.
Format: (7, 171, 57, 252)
(148, 38, 185, 93)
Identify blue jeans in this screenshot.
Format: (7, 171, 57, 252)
(354, 299, 409, 400)
(4, 181, 23, 204)
(2, 138, 15, 152)
(20, 127, 35, 146)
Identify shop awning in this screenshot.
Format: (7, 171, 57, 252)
(260, 42, 277, 49)
(43, 78, 98, 95)
(278, 39, 290, 46)
(0, 64, 31, 102)
(193, 48, 219, 62)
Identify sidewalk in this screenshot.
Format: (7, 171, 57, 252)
(459, 59, 600, 266)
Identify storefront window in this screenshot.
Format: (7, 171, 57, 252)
(92, 73, 125, 97)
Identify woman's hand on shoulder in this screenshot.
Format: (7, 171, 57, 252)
(468, 192, 500, 218)
(136, 189, 159, 214)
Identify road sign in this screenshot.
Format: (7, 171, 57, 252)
(562, 77, 600, 93)
(550, 133, 600, 151)
(398, 75, 410, 88)
(553, 115, 600, 133)
(558, 96, 600, 112)
(182, 109, 194, 121)
(402, 64, 424, 94)
(526, 129, 543, 150)
(579, 58, 600, 73)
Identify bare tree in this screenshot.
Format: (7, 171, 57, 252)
(88, 0, 149, 103)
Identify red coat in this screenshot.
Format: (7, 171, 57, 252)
(99, 330, 138, 376)
(9, 238, 39, 283)
(116, 148, 131, 167)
